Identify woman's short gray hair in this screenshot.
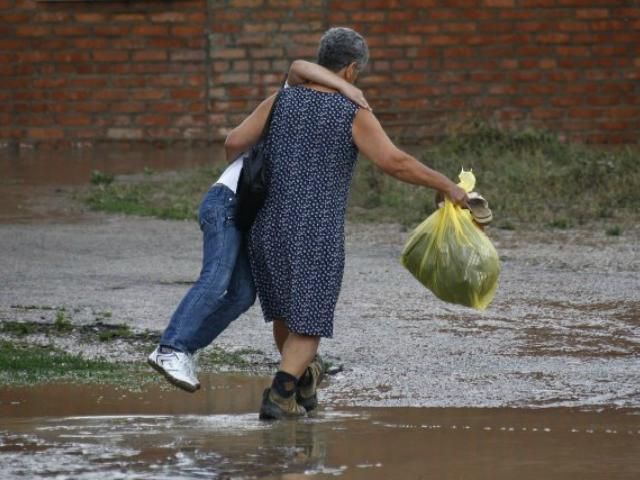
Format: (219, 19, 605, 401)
(317, 27, 369, 73)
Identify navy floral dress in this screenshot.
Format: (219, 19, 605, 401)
(249, 86, 359, 338)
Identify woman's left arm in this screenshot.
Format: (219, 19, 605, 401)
(224, 93, 277, 162)
(288, 60, 371, 111)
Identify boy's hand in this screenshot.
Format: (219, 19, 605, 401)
(339, 84, 371, 111)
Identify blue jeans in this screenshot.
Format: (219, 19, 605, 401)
(160, 184, 256, 354)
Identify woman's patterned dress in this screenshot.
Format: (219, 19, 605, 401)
(249, 86, 359, 338)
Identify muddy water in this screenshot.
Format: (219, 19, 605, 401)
(2, 375, 640, 479)
(0, 147, 222, 223)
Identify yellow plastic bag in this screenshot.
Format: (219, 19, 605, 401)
(400, 170, 500, 310)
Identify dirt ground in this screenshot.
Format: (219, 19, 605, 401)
(1, 206, 638, 408)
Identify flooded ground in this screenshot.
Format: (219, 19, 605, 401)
(1, 150, 640, 477)
(1, 216, 637, 408)
(2, 375, 640, 480)
(0, 147, 221, 223)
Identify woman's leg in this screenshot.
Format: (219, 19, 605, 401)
(260, 328, 320, 420)
(279, 332, 320, 379)
(273, 318, 289, 354)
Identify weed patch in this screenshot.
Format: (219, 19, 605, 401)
(81, 124, 640, 228)
(97, 324, 132, 342)
(0, 341, 127, 385)
(54, 309, 72, 332)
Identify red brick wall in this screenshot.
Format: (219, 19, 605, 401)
(2, 0, 638, 148)
(2, 0, 208, 148)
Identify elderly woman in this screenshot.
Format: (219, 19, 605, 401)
(225, 27, 467, 419)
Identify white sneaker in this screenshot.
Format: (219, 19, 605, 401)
(147, 346, 200, 393)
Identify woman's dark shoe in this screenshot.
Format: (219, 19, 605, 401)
(259, 388, 307, 420)
(296, 356, 326, 413)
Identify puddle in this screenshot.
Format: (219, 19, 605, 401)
(2, 375, 640, 479)
(0, 147, 223, 223)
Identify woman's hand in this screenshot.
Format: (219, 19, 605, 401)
(445, 184, 469, 208)
(339, 84, 371, 111)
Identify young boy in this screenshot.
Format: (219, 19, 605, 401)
(148, 61, 370, 392)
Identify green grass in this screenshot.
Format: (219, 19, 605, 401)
(85, 165, 227, 221)
(1, 321, 38, 336)
(83, 124, 640, 228)
(0, 341, 127, 385)
(0, 319, 270, 385)
(97, 324, 132, 342)
(606, 226, 622, 236)
(54, 309, 72, 332)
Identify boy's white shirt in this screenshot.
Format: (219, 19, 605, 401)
(214, 82, 290, 193)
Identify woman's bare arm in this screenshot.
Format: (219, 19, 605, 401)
(224, 93, 277, 162)
(288, 60, 371, 111)
(352, 109, 468, 206)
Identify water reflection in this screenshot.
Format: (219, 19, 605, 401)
(2, 375, 640, 479)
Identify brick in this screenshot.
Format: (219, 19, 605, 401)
(112, 77, 146, 88)
(171, 89, 204, 99)
(557, 21, 589, 32)
(408, 24, 440, 34)
(576, 9, 609, 19)
(93, 50, 129, 62)
(28, 128, 64, 139)
(132, 89, 167, 100)
(351, 11, 385, 22)
(57, 114, 92, 126)
(74, 38, 108, 49)
(426, 35, 457, 46)
(34, 12, 70, 23)
(52, 51, 91, 63)
(537, 33, 570, 44)
(107, 128, 143, 140)
(150, 12, 187, 23)
(112, 38, 147, 50)
(151, 102, 184, 113)
(489, 84, 518, 95)
(75, 102, 108, 113)
(519, 0, 554, 5)
(170, 50, 205, 62)
(483, 0, 514, 6)
(110, 102, 146, 113)
(0, 13, 29, 23)
(113, 13, 146, 22)
(138, 115, 170, 127)
(211, 48, 246, 59)
(172, 25, 203, 37)
(539, 58, 557, 69)
(93, 90, 130, 101)
(132, 51, 168, 62)
(94, 25, 131, 36)
(16, 25, 49, 37)
(132, 25, 169, 36)
(75, 13, 105, 23)
(54, 26, 92, 37)
(442, 22, 476, 33)
(149, 38, 186, 49)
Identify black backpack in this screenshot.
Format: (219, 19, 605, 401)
(234, 89, 283, 231)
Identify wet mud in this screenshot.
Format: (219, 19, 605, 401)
(2, 376, 640, 480)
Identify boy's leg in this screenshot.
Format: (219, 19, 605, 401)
(149, 186, 239, 391)
(186, 239, 256, 352)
